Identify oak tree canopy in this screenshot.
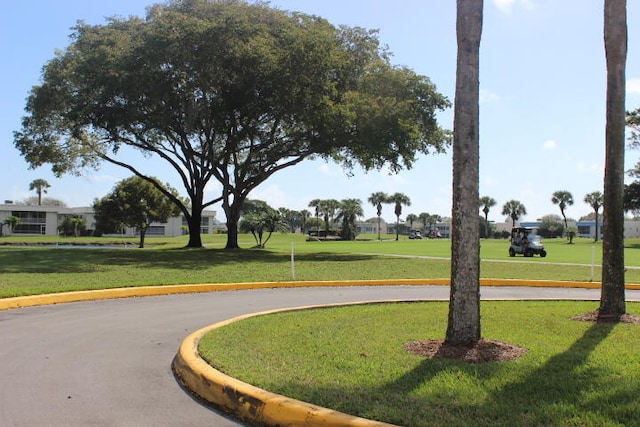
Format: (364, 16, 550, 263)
(14, 0, 450, 248)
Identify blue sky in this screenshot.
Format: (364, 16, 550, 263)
(1, 0, 639, 224)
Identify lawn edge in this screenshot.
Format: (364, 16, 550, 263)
(2, 278, 640, 311)
(172, 302, 401, 427)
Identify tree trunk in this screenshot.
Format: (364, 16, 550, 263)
(483, 211, 489, 238)
(600, 0, 627, 316)
(186, 208, 204, 248)
(446, 0, 483, 345)
(224, 198, 241, 249)
(139, 226, 147, 249)
(395, 216, 400, 241)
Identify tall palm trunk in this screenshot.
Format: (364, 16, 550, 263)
(600, 0, 627, 316)
(446, 0, 483, 345)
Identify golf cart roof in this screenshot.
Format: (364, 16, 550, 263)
(511, 227, 539, 233)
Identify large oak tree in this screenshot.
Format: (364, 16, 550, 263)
(14, 0, 450, 248)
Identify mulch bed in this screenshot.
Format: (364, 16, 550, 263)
(405, 311, 640, 364)
(571, 311, 640, 323)
(404, 339, 528, 363)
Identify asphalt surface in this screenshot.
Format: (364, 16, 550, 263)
(2, 285, 640, 426)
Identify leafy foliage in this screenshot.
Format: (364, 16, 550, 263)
(335, 198, 364, 240)
(1, 216, 20, 236)
(387, 192, 411, 241)
(367, 192, 388, 241)
(501, 200, 527, 227)
(93, 176, 182, 247)
(58, 215, 87, 237)
(28, 179, 50, 206)
(13, 0, 450, 249)
(479, 196, 497, 238)
(583, 191, 603, 241)
(239, 201, 288, 248)
(551, 190, 574, 228)
(624, 181, 640, 216)
(628, 108, 640, 148)
(538, 214, 564, 238)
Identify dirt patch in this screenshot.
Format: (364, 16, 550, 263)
(571, 311, 640, 324)
(404, 339, 528, 363)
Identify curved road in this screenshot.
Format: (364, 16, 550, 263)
(2, 285, 639, 426)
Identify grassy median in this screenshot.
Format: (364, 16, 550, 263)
(200, 300, 640, 427)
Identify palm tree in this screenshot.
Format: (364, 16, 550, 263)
(405, 213, 418, 231)
(336, 199, 364, 241)
(501, 200, 527, 228)
(601, 0, 627, 318)
(68, 216, 87, 237)
(29, 179, 51, 206)
(428, 214, 442, 237)
(583, 191, 603, 242)
(447, 0, 483, 346)
(367, 192, 389, 240)
(387, 192, 411, 241)
(320, 199, 340, 235)
(300, 209, 311, 234)
(418, 212, 431, 233)
(2, 216, 20, 235)
(551, 190, 574, 229)
(308, 199, 322, 237)
(479, 196, 496, 238)
(240, 209, 288, 248)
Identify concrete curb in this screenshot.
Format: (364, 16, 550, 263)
(3, 278, 639, 311)
(173, 303, 399, 427)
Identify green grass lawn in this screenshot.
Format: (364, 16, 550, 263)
(200, 301, 640, 427)
(1, 233, 639, 298)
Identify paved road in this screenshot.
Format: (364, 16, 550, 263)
(2, 285, 639, 426)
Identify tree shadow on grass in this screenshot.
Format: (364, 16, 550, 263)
(259, 322, 639, 426)
(0, 247, 378, 275)
(389, 321, 633, 426)
(482, 322, 626, 425)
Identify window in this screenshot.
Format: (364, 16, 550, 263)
(12, 211, 46, 234)
(146, 226, 165, 236)
(578, 225, 591, 236)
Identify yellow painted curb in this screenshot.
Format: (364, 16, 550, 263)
(2, 278, 640, 311)
(172, 303, 397, 427)
(0, 279, 440, 310)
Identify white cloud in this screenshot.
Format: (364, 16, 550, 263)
(543, 139, 557, 150)
(628, 78, 640, 94)
(479, 89, 499, 104)
(493, 0, 515, 14)
(250, 184, 287, 208)
(493, 0, 535, 14)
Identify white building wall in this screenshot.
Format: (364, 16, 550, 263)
(0, 203, 216, 237)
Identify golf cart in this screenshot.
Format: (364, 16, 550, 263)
(509, 227, 547, 258)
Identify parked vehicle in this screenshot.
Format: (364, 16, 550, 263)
(427, 230, 442, 239)
(408, 231, 422, 239)
(509, 227, 547, 257)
